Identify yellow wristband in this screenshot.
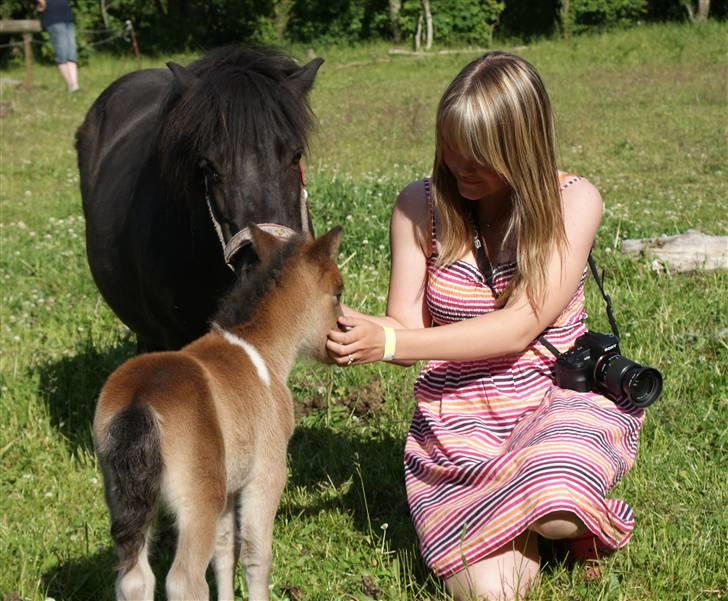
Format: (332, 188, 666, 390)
(382, 326, 396, 362)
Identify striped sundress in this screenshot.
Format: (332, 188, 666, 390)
(404, 176, 645, 578)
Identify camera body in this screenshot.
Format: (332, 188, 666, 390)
(554, 331, 662, 408)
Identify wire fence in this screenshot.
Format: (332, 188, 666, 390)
(0, 19, 134, 50)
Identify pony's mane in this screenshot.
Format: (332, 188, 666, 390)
(212, 236, 305, 330)
(158, 46, 315, 195)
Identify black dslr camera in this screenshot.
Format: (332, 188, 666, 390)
(553, 331, 662, 409)
(467, 205, 664, 410)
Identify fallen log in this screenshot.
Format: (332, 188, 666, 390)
(621, 229, 728, 272)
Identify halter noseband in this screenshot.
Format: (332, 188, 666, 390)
(204, 163, 309, 271)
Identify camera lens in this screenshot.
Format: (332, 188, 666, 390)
(623, 367, 662, 408)
(595, 354, 662, 408)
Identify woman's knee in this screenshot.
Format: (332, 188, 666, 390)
(444, 533, 540, 600)
(530, 510, 586, 540)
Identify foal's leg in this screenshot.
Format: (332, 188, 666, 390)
(165, 479, 224, 601)
(238, 453, 287, 601)
(115, 532, 155, 601)
(212, 494, 238, 601)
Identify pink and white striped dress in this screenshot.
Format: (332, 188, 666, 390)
(404, 176, 645, 578)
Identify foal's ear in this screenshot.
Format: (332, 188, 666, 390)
(311, 226, 343, 261)
(250, 224, 284, 263)
(284, 58, 325, 97)
(166, 62, 198, 94)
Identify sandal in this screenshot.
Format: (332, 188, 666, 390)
(564, 533, 615, 582)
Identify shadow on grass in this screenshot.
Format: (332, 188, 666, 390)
(38, 338, 136, 454)
(285, 422, 438, 585)
(41, 518, 181, 601)
(42, 546, 117, 601)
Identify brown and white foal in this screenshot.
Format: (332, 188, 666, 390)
(93, 226, 344, 601)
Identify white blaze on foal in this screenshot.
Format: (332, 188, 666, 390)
(212, 322, 271, 387)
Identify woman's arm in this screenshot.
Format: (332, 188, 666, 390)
(328, 179, 603, 364)
(327, 180, 431, 366)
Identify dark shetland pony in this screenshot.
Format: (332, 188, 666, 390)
(93, 225, 344, 601)
(77, 47, 324, 351)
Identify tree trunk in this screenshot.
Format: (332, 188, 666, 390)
(100, 0, 109, 27)
(414, 12, 422, 51)
(388, 0, 402, 43)
(153, 0, 167, 17)
(683, 0, 710, 21)
(274, 0, 293, 40)
(697, 0, 710, 20)
(422, 0, 433, 49)
(560, 0, 571, 36)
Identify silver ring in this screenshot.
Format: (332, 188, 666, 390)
(346, 354, 353, 366)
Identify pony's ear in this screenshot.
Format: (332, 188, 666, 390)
(250, 224, 285, 263)
(284, 58, 324, 97)
(311, 225, 342, 261)
(166, 62, 197, 94)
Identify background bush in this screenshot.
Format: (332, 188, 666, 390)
(0, 0, 726, 62)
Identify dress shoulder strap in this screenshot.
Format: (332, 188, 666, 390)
(424, 178, 438, 257)
(559, 172, 582, 191)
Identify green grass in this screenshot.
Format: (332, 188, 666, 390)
(1, 21, 727, 601)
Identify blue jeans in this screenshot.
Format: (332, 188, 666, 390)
(47, 22, 77, 64)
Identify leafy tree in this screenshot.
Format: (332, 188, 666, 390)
(399, 0, 504, 47)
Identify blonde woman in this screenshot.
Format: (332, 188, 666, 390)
(327, 51, 644, 600)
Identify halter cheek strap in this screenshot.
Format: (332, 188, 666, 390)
(205, 163, 309, 271)
(222, 223, 298, 264)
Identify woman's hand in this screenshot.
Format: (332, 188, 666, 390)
(326, 316, 386, 367)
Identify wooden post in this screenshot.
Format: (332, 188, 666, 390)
(23, 32, 32, 88)
(0, 20, 42, 89)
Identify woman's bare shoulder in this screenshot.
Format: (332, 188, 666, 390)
(561, 175, 603, 220)
(395, 179, 427, 209)
(391, 179, 431, 255)
(393, 178, 429, 225)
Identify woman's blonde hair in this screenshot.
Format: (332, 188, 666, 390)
(432, 51, 566, 311)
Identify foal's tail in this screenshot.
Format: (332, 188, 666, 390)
(97, 404, 163, 572)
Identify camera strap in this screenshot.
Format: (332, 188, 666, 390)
(537, 251, 621, 359)
(467, 205, 495, 290)
(586, 252, 620, 340)
(467, 206, 620, 359)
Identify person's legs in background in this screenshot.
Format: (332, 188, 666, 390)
(47, 22, 79, 92)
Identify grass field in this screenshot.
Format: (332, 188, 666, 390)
(1, 21, 727, 601)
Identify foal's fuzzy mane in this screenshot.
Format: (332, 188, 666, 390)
(212, 236, 305, 330)
(158, 46, 315, 195)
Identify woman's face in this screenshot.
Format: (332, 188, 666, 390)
(441, 144, 510, 202)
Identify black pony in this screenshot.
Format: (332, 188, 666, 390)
(77, 46, 323, 351)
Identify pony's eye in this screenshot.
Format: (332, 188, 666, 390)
(291, 150, 303, 166)
(335, 290, 343, 303)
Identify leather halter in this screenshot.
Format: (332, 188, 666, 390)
(204, 163, 309, 271)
